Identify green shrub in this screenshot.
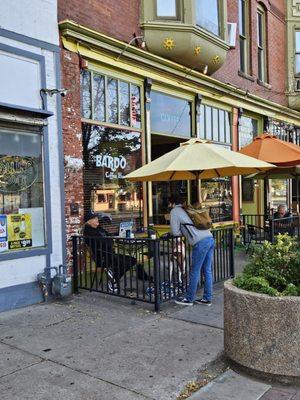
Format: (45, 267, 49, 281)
(234, 234, 300, 297)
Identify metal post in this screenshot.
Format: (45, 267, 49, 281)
(72, 236, 79, 294)
(229, 229, 235, 278)
(153, 239, 160, 312)
(270, 220, 275, 243)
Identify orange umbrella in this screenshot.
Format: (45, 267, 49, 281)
(239, 133, 300, 166)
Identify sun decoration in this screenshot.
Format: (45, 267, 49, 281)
(212, 55, 221, 65)
(163, 38, 175, 50)
(194, 46, 201, 56)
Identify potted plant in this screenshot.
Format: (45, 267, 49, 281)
(224, 234, 300, 383)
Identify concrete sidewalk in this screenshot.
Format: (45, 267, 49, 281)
(0, 287, 225, 400)
(0, 280, 297, 399)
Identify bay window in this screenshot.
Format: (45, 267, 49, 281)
(196, 0, 220, 37)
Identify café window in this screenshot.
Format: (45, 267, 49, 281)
(150, 91, 192, 138)
(199, 104, 231, 145)
(156, 0, 179, 19)
(295, 31, 300, 76)
(239, 115, 258, 149)
(81, 70, 141, 129)
(0, 128, 46, 253)
(82, 123, 143, 232)
(195, 0, 220, 37)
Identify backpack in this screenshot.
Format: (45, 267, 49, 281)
(183, 204, 212, 230)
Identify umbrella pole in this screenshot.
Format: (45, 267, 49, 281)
(297, 178, 299, 214)
(263, 178, 269, 217)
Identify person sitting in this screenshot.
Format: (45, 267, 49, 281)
(273, 204, 291, 219)
(272, 205, 293, 236)
(83, 211, 151, 292)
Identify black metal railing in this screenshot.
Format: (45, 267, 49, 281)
(72, 227, 234, 312)
(242, 214, 300, 248)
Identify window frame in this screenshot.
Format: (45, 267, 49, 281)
(257, 4, 268, 83)
(295, 30, 300, 77)
(0, 123, 49, 260)
(239, 0, 250, 75)
(81, 68, 144, 133)
(199, 103, 232, 146)
(155, 0, 180, 21)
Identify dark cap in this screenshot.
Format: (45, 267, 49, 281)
(84, 211, 99, 223)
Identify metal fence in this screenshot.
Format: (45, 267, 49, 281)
(242, 214, 300, 249)
(72, 227, 234, 312)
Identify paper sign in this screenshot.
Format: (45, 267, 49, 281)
(7, 214, 32, 250)
(119, 221, 133, 238)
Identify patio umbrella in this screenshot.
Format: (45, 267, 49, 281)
(239, 133, 300, 166)
(125, 139, 275, 182)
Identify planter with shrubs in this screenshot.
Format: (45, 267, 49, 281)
(224, 234, 300, 383)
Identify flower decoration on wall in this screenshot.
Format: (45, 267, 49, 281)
(194, 46, 201, 56)
(212, 55, 221, 65)
(163, 38, 175, 50)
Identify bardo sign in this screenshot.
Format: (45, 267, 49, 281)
(95, 154, 127, 179)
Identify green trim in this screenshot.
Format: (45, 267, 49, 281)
(59, 20, 300, 123)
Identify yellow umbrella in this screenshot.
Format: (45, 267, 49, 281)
(126, 139, 275, 182)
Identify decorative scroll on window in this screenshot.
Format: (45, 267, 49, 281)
(0, 129, 45, 253)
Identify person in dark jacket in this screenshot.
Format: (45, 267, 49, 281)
(83, 211, 150, 292)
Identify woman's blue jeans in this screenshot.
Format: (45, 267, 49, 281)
(185, 237, 215, 302)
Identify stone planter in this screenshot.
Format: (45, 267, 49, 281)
(224, 280, 300, 383)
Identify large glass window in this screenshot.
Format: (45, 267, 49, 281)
(82, 124, 143, 232)
(239, 0, 250, 74)
(257, 5, 267, 82)
(0, 128, 45, 253)
(295, 31, 300, 76)
(156, 0, 178, 18)
(150, 91, 192, 137)
(201, 178, 233, 222)
(195, 0, 220, 37)
(81, 70, 141, 129)
(199, 104, 231, 145)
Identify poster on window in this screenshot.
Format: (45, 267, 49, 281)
(0, 215, 8, 252)
(7, 213, 32, 250)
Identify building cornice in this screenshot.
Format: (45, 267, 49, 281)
(59, 20, 300, 125)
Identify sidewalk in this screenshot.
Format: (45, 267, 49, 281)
(0, 277, 298, 399)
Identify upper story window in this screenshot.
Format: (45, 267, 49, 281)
(257, 5, 267, 82)
(195, 0, 220, 37)
(239, 0, 250, 74)
(295, 31, 300, 76)
(156, 0, 179, 19)
(81, 70, 142, 130)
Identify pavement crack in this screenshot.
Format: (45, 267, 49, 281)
(0, 359, 45, 380)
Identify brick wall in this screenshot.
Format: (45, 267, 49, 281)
(58, 0, 141, 43)
(213, 0, 287, 106)
(61, 49, 84, 265)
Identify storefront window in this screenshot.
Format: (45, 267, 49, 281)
(82, 123, 143, 232)
(81, 71, 141, 129)
(296, 31, 300, 76)
(201, 178, 232, 222)
(196, 0, 220, 37)
(199, 104, 231, 145)
(151, 91, 192, 137)
(239, 115, 258, 149)
(0, 128, 45, 253)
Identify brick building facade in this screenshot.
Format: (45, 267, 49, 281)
(58, 0, 300, 265)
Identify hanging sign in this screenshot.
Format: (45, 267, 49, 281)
(0, 156, 38, 193)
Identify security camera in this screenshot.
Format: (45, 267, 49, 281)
(40, 88, 68, 97)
